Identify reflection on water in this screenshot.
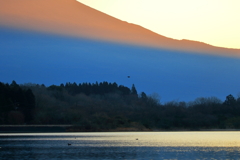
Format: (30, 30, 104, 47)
(1, 132, 240, 160)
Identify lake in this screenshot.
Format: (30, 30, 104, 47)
(1, 132, 240, 160)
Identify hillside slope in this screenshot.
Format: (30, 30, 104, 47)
(0, 0, 239, 56)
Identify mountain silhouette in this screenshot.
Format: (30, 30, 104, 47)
(0, 0, 239, 56)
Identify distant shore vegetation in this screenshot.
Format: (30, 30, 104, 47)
(1, 80, 240, 131)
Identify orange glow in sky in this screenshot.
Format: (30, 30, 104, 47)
(77, 0, 240, 49)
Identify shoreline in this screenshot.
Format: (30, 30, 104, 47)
(0, 125, 72, 133)
(1, 125, 240, 133)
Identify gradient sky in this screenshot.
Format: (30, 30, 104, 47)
(77, 0, 240, 49)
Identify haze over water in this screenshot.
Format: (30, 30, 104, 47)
(1, 132, 240, 159)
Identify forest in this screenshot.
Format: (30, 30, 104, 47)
(1, 80, 240, 131)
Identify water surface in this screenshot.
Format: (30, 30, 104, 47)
(1, 132, 240, 159)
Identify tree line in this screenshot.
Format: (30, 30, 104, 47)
(1, 80, 240, 131)
(0, 81, 35, 124)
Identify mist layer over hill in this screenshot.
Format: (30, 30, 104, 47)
(1, 27, 240, 102)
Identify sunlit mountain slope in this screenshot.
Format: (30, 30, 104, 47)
(0, 0, 239, 56)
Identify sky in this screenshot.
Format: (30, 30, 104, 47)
(77, 0, 240, 49)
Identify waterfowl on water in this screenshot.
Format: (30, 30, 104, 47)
(68, 143, 71, 146)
